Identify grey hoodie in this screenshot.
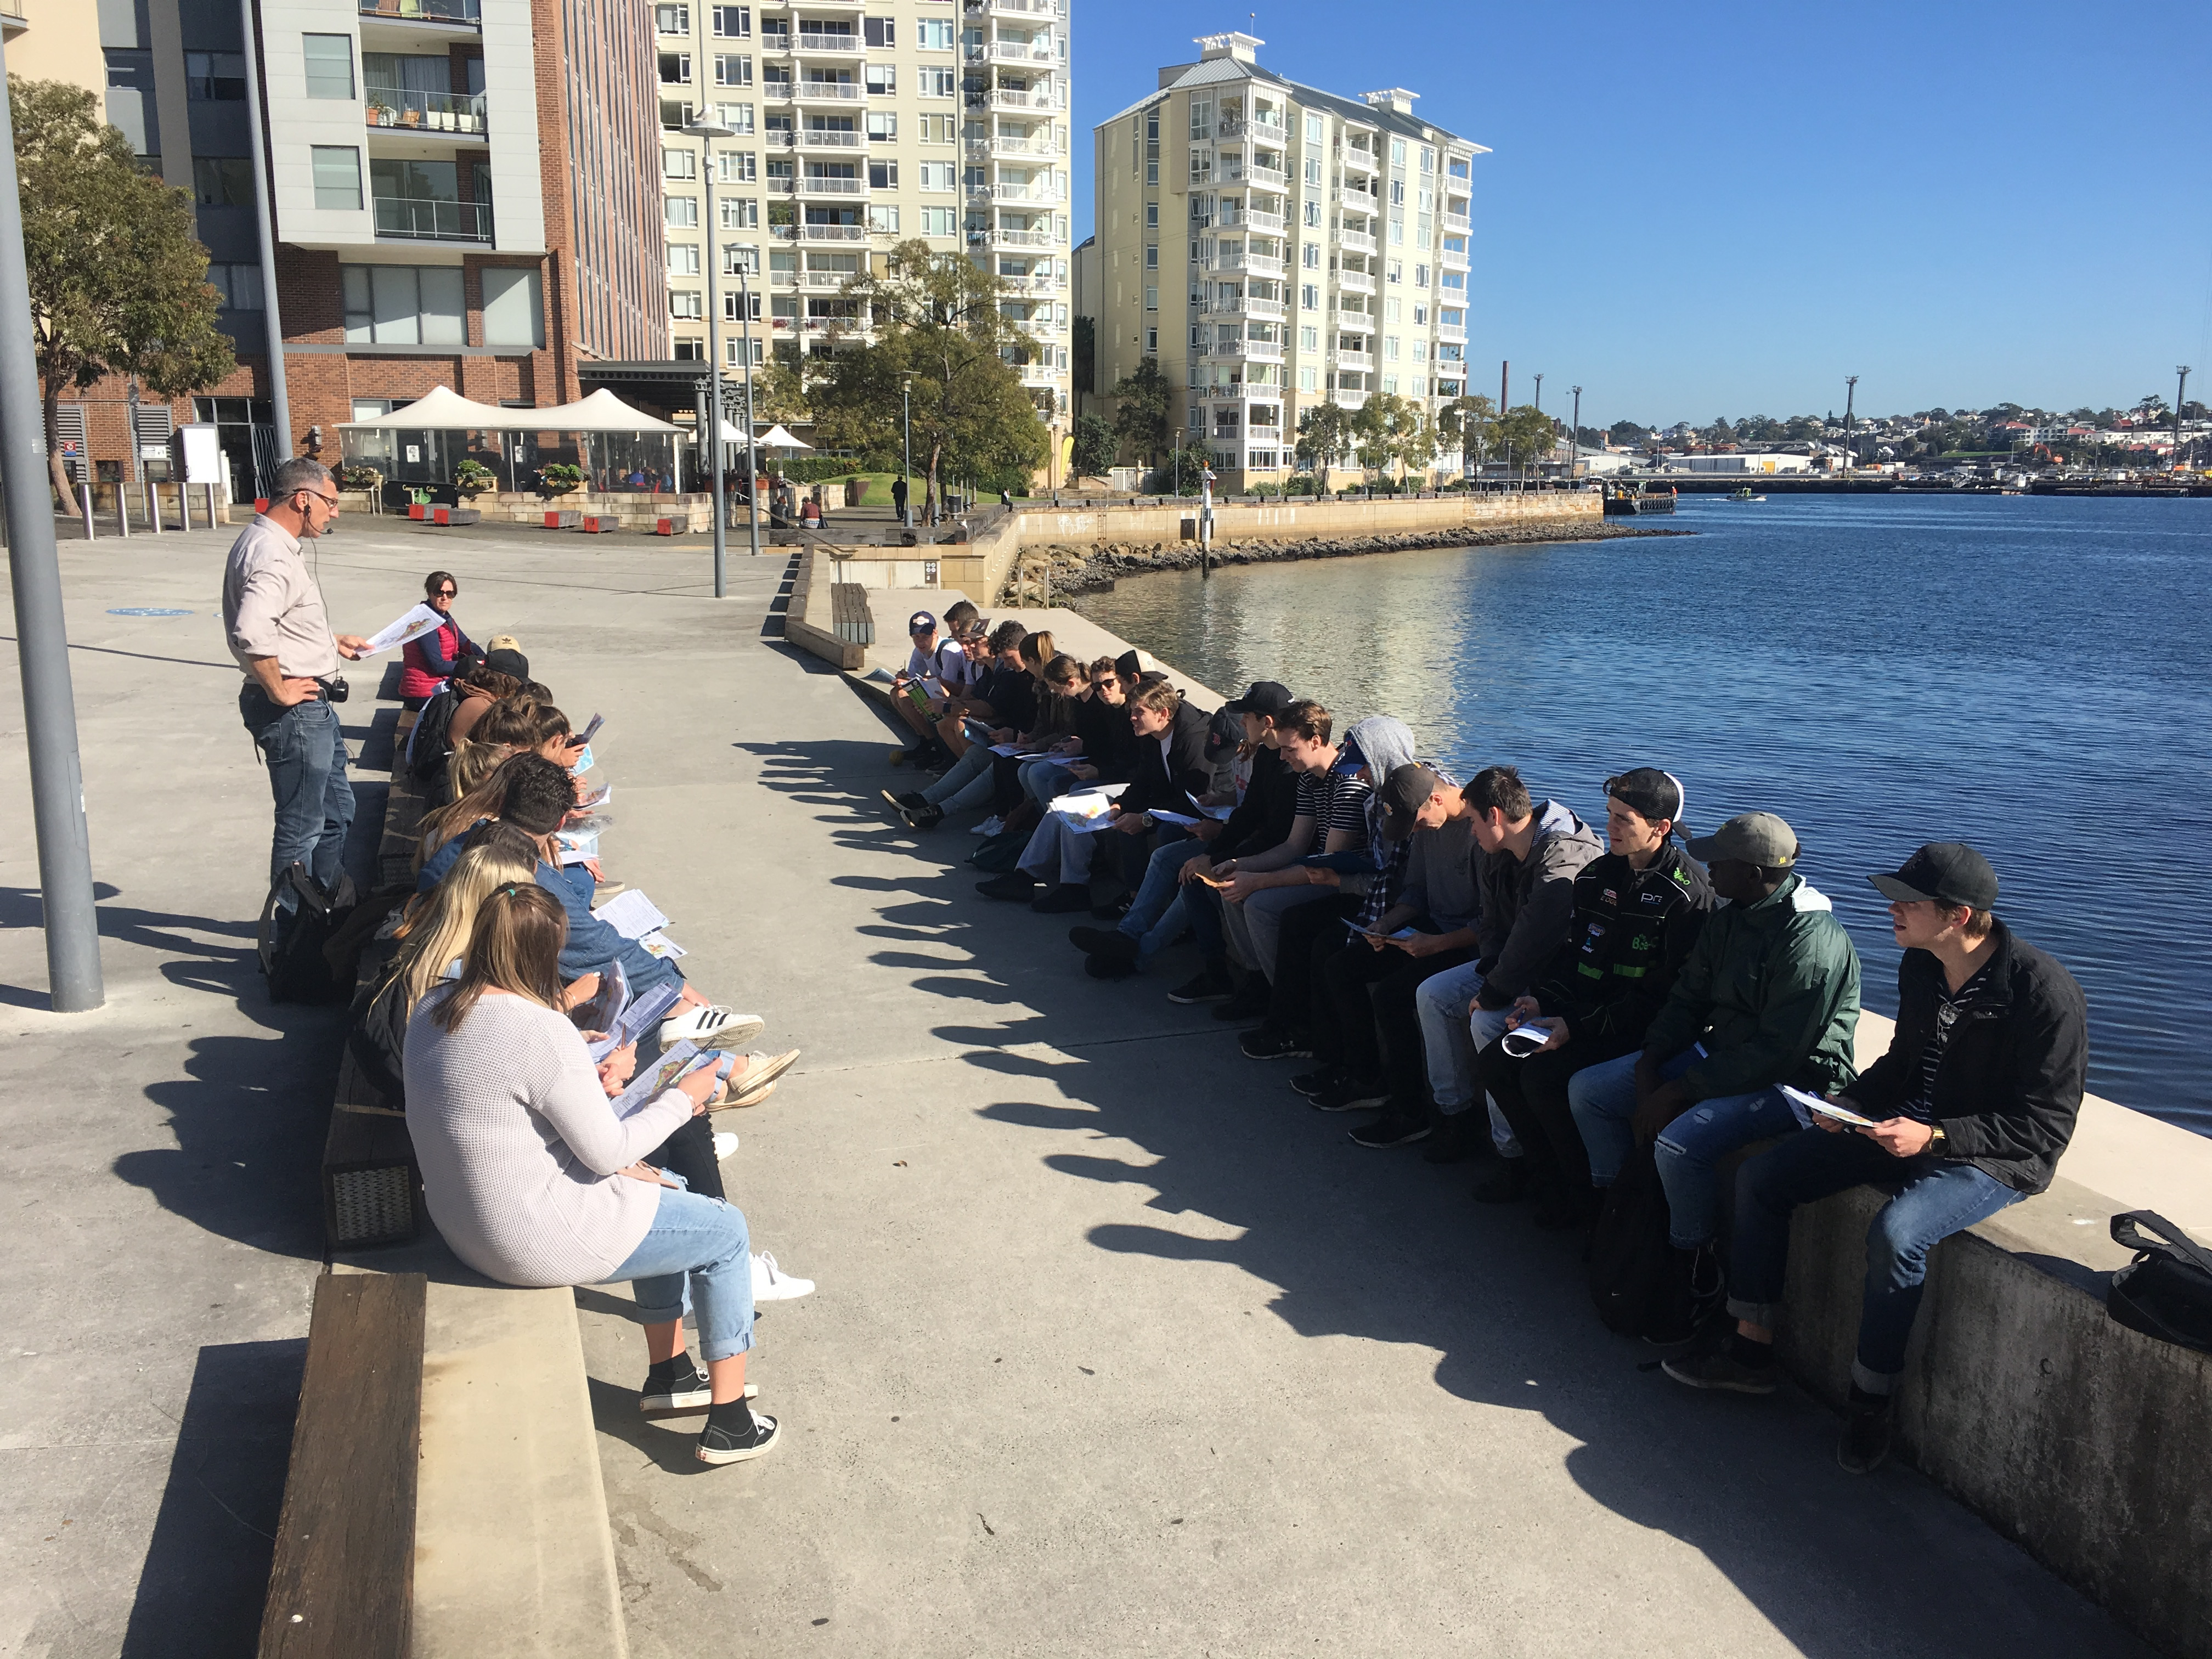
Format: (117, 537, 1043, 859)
(1472, 798, 1605, 1005)
(1340, 715, 1418, 865)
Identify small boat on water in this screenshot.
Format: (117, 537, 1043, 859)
(1602, 481, 1677, 516)
(1725, 487, 1767, 501)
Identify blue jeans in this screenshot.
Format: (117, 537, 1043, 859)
(240, 685, 353, 910)
(923, 743, 997, 811)
(1117, 826, 1197, 961)
(1729, 1130, 2023, 1393)
(1020, 758, 1078, 805)
(1569, 1047, 1795, 1246)
(603, 1185, 755, 1363)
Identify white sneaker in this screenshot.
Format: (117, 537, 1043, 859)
(713, 1131, 739, 1160)
(661, 1005, 765, 1047)
(970, 815, 1004, 837)
(751, 1252, 814, 1302)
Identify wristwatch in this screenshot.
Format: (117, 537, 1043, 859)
(1927, 1124, 1948, 1154)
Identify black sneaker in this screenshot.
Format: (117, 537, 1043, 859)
(1837, 1390, 1894, 1474)
(902, 803, 945, 831)
(1084, 952, 1137, 980)
(1238, 1025, 1311, 1060)
(1662, 1333, 1779, 1396)
(975, 873, 1038, 901)
(639, 1360, 712, 1414)
(1289, 1066, 1343, 1098)
(1312, 1074, 1389, 1112)
(696, 1409, 782, 1465)
(1167, 966, 1234, 1005)
(1031, 883, 1094, 914)
(1211, 979, 1272, 1023)
(1090, 894, 1133, 921)
(1348, 1110, 1431, 1148)
(1471, 1158, 1531, 1205)
(1069, 926, 1138, 962)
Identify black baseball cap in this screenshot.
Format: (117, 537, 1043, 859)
(1605, 768, 1684, 827)
(1224, 680, 1294, 721)
(1870, 843, 1999, 910)
(485, 646, 530, 680)
(1378, 763, 1444, 840)
(1204, 706, 1244, 760)
(907, 609, 937, 635)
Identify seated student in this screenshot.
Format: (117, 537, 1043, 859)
(1362, 768, 1602, 1159)
(403, 884, 781, 1466)
(975, 679, 1210, 913)
(1067, 680, 1299, 984)
(1039, 657, 1137, 801)
(1237, 715, 1417, 1062)
(1665, 844, 2086, 1474)
(1297, 763, 1481, 1114)
(1570, 811, 1861, 1276)
(888, 602, 981, 766)
(1477, 769, 1713, 1226)
(889, 651, 1084, 827)
(445, 648, 533, 749)
(1196, 701, 1370, 1023)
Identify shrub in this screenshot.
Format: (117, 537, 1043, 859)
(538, 462, 585, 494)
(453, 459, 496, 494)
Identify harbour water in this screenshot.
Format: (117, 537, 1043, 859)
(1071, 493, 2212, 1136)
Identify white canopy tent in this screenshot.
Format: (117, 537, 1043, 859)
(338, 384, 692, 496)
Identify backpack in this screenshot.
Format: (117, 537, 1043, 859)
(407, 684, 462, 789)
(968, 827, 1030, 874)
(257, 864, 358, 1005)
(346, 968, 411, 1104)
(1587, 1143, 1722, 1344)
(2107, 1210, 2212, 1355)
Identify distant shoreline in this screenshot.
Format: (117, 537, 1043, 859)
(1030, 520, 1692, 597)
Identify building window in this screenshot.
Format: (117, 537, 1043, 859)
(721, 197, 758, 228)
(1381, 374, 1398, 393)
(1304, 111, 1322, 143)
(1298, 365, 1317, 391)
(1301, 242, 1319, 269)
(920, 206, 957, 235)
(1390, 138, 1406, 165)
(193, 156, 255, 207)
(864, 16, 894, 46)
(864, 64, 894, 95)
(1413, 263, 1428, 287)
(665, 196, 699, 227)
(713, 54, 750, 87)
(207, 263, 265, 309)
(1388, 216, 1403, 246)
(659, 52, 692, 84)
(303, 35, 354, 99)
(1383, 336, 1398, 360)
(868, 159, 897, 188)
(309, 148, 360, 210)
(1300, 283, 1317, 311)
(1410, 376, 1426, 396)
(716, 150, 754, 182)
(1143, 286, 1158, 311)
(867, 204, 900, 233)
(918, 18, 953, 48)
(664, 147, 697, 179)
(342, 264, 464, 343)
(185, 51, 246, 100)
(671, 291, 703, 319)
(1299, 325, 1317, 350)
(868, 112, 899, 142)
(921, 67, 955, 97)
(724, 244, 760, 274)
(712, 5, 749, 36)
(656, 3, 690, 31)
(674, 338, 705, 360)
(1143, 245, 1157, 270)
(661, 99, 695, 129)
(1386, 259, 1402, 284)
(919, 161, 954, 191)
(716, 103, 754, 133)
(481, 267, 544, 347)
(668, 242, 701, 274)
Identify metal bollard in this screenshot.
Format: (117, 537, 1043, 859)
(144, 479, 160, 535)
(117, 483, 129, 538)
(81, 482, 95, 540)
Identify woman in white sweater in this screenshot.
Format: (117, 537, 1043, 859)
(404, 884, 778, 1465)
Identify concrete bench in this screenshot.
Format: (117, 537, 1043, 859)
(541, 509, 582, 529)
(424, 506, 482, 527)
(579, 516, 619, 534)
(830, 581, 875, 646)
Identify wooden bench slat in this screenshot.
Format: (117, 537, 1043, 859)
(257, 1273, 426, 1659)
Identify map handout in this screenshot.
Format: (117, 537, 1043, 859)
(1780, 1084, 1877, 1130)
(585, 970, 683, 1062)
(638, 929, 687, 960)
(578, 713, 603, 746)
(1499, 1020, 1555, 1058)
(361, 603, 447, 656)
(569, 957, 629, 1034)
(591, 889, 669, 940)
(608, 1039, 715, 1120)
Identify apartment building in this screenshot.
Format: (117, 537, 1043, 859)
(1091, 33, 1485, 486)
(652, 0, 1071, 424)
(21, 0, 660, 500)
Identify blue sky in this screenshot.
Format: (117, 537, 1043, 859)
(1068, 1, 2212, 426)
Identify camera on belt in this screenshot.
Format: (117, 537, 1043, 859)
(316, 675, 350, 702)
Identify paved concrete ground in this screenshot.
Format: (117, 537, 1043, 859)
(0, 520, 2152, 1658)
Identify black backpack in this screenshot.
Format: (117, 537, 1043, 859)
(2107, 1211, 2212, 1355)
(346, 968, 411, 1104)
(1587, 1143, 1722, 1345)
(407, 684, 462, 790)
(256, 864, 358, 1005)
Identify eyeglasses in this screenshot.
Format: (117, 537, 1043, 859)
(301, 490, 340, 510)
(435, 587, 458, 597)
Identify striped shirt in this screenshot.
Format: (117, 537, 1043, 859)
(1294, 770, 1372, 847)
(1905, 958, 1999, 1124)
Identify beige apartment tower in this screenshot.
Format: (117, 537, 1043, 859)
(1092, 33, 1485, 487)
(652, 0, 1071, 427)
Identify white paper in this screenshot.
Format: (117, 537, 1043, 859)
(1782, 1084, 1875, 1130)
(361, 602, 447, 656)
(591, 889, 669, 940)
(1355, 925, 1419, 941)
(638, 929, 687, 960)
(555, 828, 599, 866)
(1148, 810, 1201, 827)
(586, 972, 682, 1062)
(608, 1039, 710, 1120)
(578, 783, 612, 809)
(1201, 802, 1235, 820)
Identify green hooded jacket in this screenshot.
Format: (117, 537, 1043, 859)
(1640, 871, 1861, 1103)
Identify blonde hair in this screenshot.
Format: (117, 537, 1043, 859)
(431, 883, 569, 1034)
(391, 825, 540, 1012)
(417, 751, 524, 871)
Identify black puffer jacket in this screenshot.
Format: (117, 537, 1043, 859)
(1849, 919, 2087, 1195)
(1118, 697, 1214, 819)
(1530, 842, 1714, 1060)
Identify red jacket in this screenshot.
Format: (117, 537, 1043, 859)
(399, 618, 472, 699)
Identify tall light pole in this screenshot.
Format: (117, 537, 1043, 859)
(1843, 374, 1858, 478)
(901, 371, 913, 527)
(0, 38, 104, 1009)
(1570, 385, 1582, 484)
(738, 261, 761, 559)
(1533, 371, 1543, 415)
(238, 0, 292, 474)
(687, 120, 737, 594)
(2176, 366, 2190, 470)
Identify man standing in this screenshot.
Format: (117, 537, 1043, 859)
(892, 473, 910, 526)
(1664, 843, 2086, 1475)
(221, 458, 367, 925)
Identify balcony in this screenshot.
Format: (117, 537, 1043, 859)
(1333, 349, 1372, 371)
(1437, 322, 1466, 343)
(1217, 115, 1288, 143)
(1206, 294, 1285, 321)
(794, 173, 867, 196)
(1338, 268, 1376, 295)
(1440, 244, 1470, 269)
(782, 78, 864, 102)
(1335, 315, 1373, 339)
(1338, 145, 1381, 174)
(964, 0, 1058, 14)
(966, 136, 1059, 161)
(971, 225, 1053, 249)
(364, 88, 488, 137)
(1225, 337, 1283, 363)
(1018, 363, 1060, 386)
(790, 29, 862, 52)
(977, 86, 1060, 111)
(1331, 388, 1368, 409)
(770, 221, 867, 240)
(793, 126, 864, 149)
(1246, 424, 1282, 444)
(966, 39, 1054, 64)
(373, 195, 492, 241)
(1210, 253, 1284, 278)
(1333, 185, 1380, 211)
(1443, 211, 1470, 233)
(1339, 229, 1376, 255)
(1222, 208, 1285, 235)
(358, 0, 479, 21)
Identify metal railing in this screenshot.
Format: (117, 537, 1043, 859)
(1223, 208, 1285, 234)
(964, 39, 1054, 62)
(1333, 349, 1372, 371)
(1443, 211, 1470, 232)
(1336, 145, 1381, 172)
(1337, 269, 1376, 293)
(770, 221, 868, 240)
(364, 87, 487, 133)
(1339, 230, 1376, 254)
(781, 79, 864, 100)
(1246, 425, 1282, 444)
(970, 225, 1052, 247)
(976, 87, 1060, 110)
(794, 127, 864, 147)
(357, 0, 479, 20)
(1335, 309, 1372, 332)
(795, 174, 866, 194)
(373, 195, 492, 240)
(1437, 324, 1467, 343)
(794, 29, 862, 50)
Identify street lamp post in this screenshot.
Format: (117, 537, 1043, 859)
(2176, 366, 2191, 471)
(1533, 372, 1543, 415)
(738, 261, 761, 560)
(686, 119, 737, 596)
(1844, 374, 1858, 478)
(1570, 385, 1582, 485)
(901, 371, 913, 527)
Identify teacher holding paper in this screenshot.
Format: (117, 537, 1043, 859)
(220, 458, 369, 932)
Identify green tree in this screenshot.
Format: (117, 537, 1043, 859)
(1068, 410, 1115, 482)
(1149, 436, 1212, 495)
(1294, 399, 1354, 492)
(13, 76, 234, 502)
(807, 239, 1044, 517)
(1493, 404, 1557, 476)
(1071, 314, 1096, 399)
(1352, 393, 1427, 482)
(1437, 393, 1498, 471)
(1109, 356, 1171, 464)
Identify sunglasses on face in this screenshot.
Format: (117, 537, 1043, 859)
(435, 587, 458, 597)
